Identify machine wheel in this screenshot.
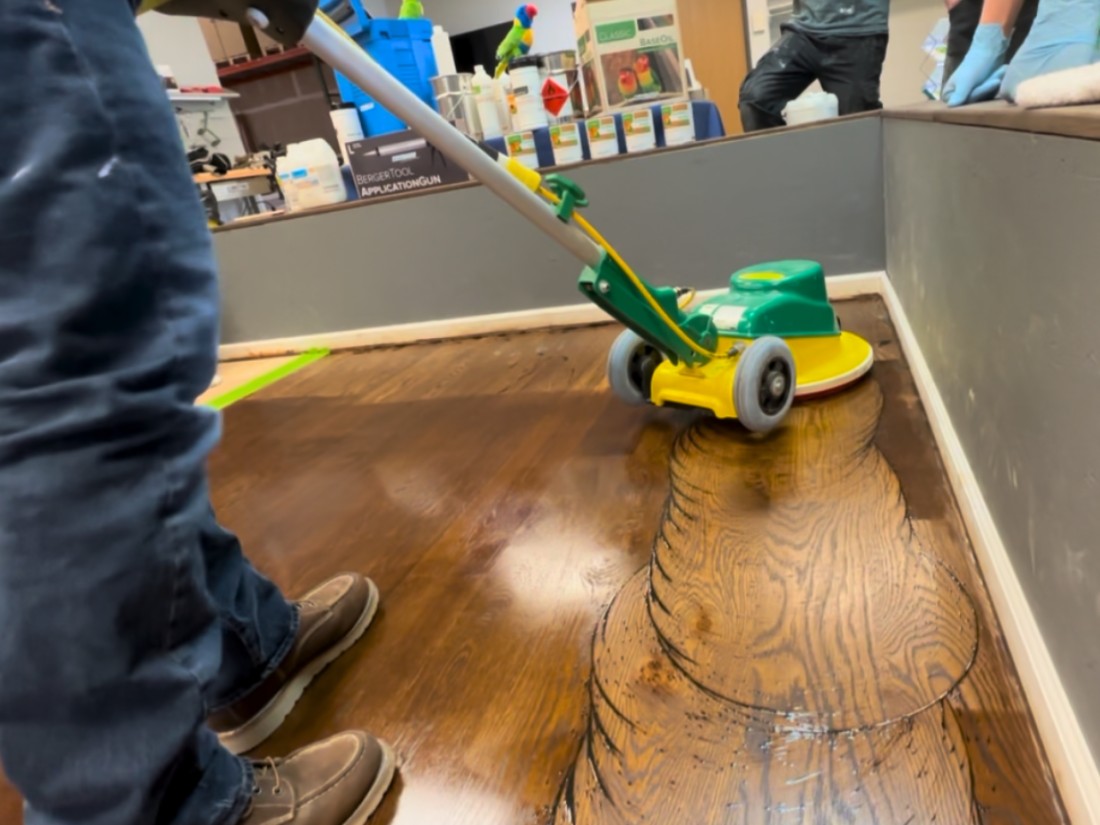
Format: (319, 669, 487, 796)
(607, 330, 661, 406)
(734, 336, 796, 433)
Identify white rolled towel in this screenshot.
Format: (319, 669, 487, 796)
(1015, 62, 1100, 109)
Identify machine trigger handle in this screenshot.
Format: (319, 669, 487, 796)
(543, 174, 589, 223)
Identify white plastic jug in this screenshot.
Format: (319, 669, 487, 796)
(276, 139, 348, 212)
(783, 92, 839, 126)
(432, 25, 457, 76)
(472, 65, 503, 139)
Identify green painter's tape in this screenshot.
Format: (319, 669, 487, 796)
(204, 348, 329, 410)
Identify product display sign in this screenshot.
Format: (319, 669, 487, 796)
(574, 0, 686, 114)
(505, 131, 540, 169)
(623, 107, 656, 153)
(346, 129, 470, 201)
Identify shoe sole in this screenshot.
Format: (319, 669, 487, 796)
(345, 740, 398, 825)
(219, 579, 380, 755)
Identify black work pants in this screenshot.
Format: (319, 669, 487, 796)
(739, 27, 889, 132)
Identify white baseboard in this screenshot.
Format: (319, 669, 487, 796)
(881, 275, 1100, 825)
(218, 302, 606, 361)
(217, 270, 887, 361)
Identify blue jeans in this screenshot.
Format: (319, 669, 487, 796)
(0, 2, 297, 823)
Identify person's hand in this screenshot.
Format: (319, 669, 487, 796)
(1000, 0, 1100, 101)
(944, 23, 1010, 106)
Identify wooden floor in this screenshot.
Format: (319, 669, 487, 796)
(0, 298, 1066, 823)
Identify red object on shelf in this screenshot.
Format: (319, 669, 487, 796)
(180, 85, 231, 95)
(542, 77, 570, 117)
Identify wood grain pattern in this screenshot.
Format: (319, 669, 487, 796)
(557, 570, 977, 825)
(555, 379, 983, 823)
(0, 302, 1066, 825)
(653, 386, 978, 729)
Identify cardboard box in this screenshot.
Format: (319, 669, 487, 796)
(346, 130, 469, 201)
(574, 0, 687, 115)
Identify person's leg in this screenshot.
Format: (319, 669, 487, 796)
(816, 33, 890, 115)
(200, 506, 381, 756)
(739, 28, 820, 132)
(199, 512, 300, 714)
(0, 0, 398, 820)
(0, 2, 289, 823)
(0, 2, 395, 821)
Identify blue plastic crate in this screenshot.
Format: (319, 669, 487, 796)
(320, 0, 439, 137)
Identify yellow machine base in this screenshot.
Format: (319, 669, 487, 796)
(649, 332, 874, 420)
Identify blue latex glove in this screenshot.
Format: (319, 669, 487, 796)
(1000, 0, 1100, 101)
(944, 23, 1010, 106)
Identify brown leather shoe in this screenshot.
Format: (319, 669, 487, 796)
(240, 731, 396, 825)
(211, 573, 380, 754)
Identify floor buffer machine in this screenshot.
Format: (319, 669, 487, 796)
(145, 0, 874, 433)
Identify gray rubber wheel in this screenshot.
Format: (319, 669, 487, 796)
(734, 336, 796, 433)
(607, 329, 661, 406)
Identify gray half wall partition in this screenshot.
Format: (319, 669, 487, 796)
(884, 118, 1100, 765)
(213, 116, 884, 344)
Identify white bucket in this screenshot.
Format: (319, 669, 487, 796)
(549, 122, 584, 166)
(586, 115, 620, 159)
(783, 91, 839, 126)
(276, 138, 347, 211)
(476, 96, 503, 140)
(509, 62, 549, 131)
(622, 107, 656, 153)
(472, 65, 503, 139)
(660, 100, 695, 146)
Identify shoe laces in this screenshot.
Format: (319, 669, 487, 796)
(252, 756, 286, 798)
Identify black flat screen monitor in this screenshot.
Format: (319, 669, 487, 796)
(449, 21, 513, 75)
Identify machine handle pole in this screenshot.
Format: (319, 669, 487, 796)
(290, 11, 604, 269)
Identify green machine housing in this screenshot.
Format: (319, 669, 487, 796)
(579, 256, 841, 368)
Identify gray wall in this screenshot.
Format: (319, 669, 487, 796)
(885, 119, 1100, 764)
(214, 117, 884, 343)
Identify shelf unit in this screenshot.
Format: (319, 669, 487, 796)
(168, 90, 241, 106)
